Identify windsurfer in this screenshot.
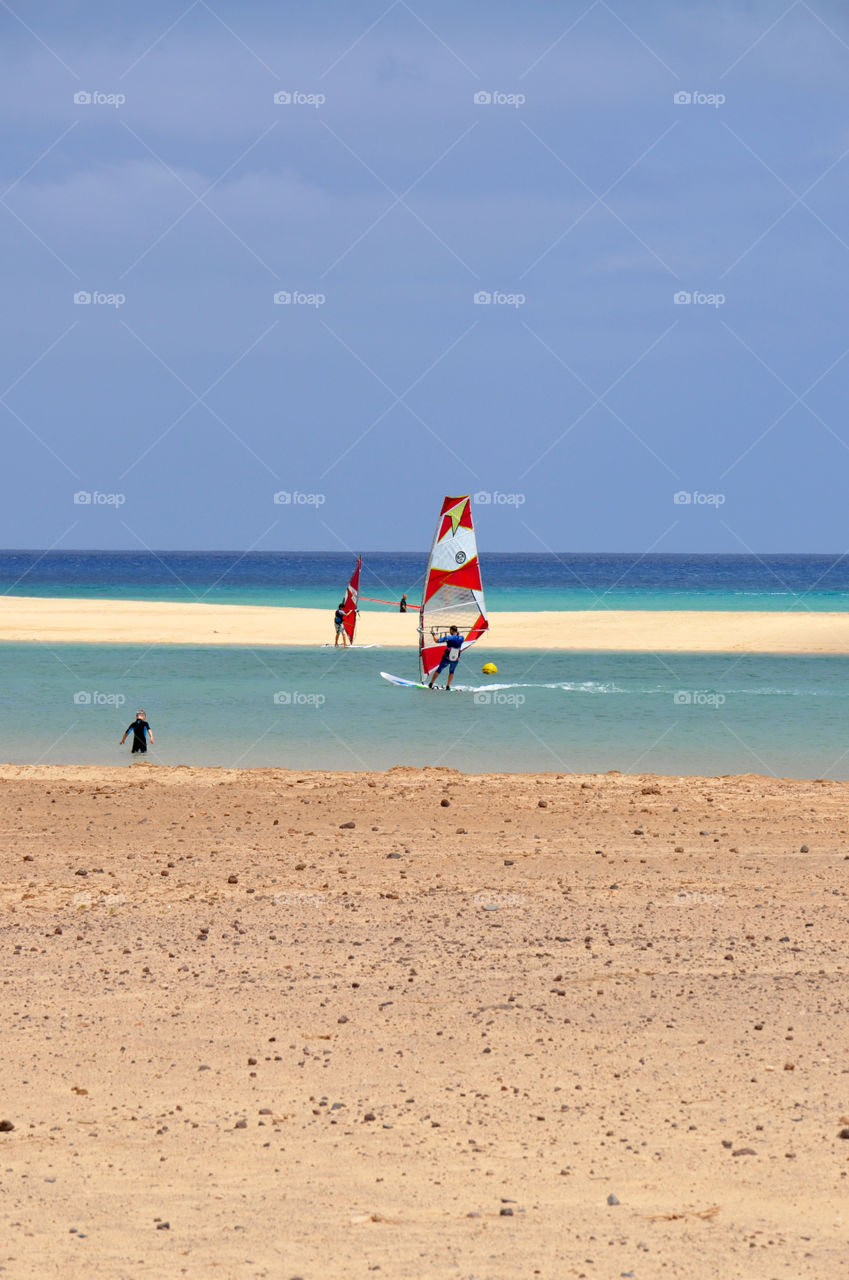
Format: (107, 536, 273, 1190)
(333, 602, 349, 647)
(427, 625, 464, 689)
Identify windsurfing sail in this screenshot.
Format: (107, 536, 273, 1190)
(342, 556, 361, 644)
(419, 496, 488, 681)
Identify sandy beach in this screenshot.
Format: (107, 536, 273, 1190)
(2, 763, 847, 1278)
(3, 595, 849, 651)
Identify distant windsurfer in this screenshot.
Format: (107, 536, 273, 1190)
(333, 601, 349, 647)
(399, 594, 407, 613)
(121, 710, 154, 755)
(427, 625, 464, 690)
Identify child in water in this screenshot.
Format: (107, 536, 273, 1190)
(121, 710, 154, 755)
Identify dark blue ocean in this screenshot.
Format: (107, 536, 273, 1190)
(3, 550, 849, 611)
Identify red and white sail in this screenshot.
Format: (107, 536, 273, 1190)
(419, 496, 488, 680)
(342, 556, 361, 644)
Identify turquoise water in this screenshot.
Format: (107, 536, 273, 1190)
(3, 643, 848, 777)
(12, 583, 848, 612)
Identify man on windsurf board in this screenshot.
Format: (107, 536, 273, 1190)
(427, 625, 464, 690)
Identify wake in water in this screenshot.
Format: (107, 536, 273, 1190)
(449, 679, 848, 697)
(451, 679, 625, 694)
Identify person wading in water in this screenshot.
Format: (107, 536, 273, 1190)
(121, 710, 154, 755)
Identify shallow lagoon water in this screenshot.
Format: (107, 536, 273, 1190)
(3, 643, 848, 777)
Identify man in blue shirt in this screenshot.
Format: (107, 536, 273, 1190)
(427, 625, 464, 690)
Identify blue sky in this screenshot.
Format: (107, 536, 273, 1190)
(2, 0, 849, 553)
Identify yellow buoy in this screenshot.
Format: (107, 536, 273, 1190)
(481, 662, 498, 675)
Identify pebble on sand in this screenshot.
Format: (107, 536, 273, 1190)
(0, 1120, 14, 1132)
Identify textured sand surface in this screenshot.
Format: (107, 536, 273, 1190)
(1, 764, 848, 1278)
(3, 595, 849, 651)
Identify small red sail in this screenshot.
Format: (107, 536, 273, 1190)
(342, 556, 361, 644)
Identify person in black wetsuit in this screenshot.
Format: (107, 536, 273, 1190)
(121, 710, 154, 754)
(399, 594, 407, 613)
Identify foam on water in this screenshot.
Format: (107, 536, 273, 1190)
(453, 680, 626, 693)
